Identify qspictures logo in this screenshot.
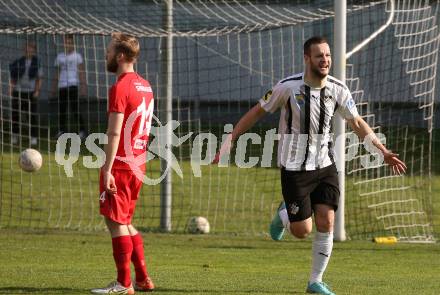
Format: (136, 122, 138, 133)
(55, 107, 387, 185)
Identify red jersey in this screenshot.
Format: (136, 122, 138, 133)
(108, 72, 154, 172)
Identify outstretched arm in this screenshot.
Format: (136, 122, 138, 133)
(231, 103, 267, 142)
(213, 103, 267, 163)
(347, 116, 407, 175)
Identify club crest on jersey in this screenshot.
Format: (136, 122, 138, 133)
(295, 93, 305, 105)
(262, 90, 272, 102)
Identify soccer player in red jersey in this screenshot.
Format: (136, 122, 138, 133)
(91, 33, 155, 294)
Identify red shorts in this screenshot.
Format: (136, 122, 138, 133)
(99, 169, 143, 224)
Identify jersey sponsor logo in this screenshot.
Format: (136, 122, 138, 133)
(134, 139, 148, 149)
(135, 85, 153, 92)
(262, 90, 272, 102)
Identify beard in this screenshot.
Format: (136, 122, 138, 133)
(310, 64, 329, 79)
(106, 56, 118, 73)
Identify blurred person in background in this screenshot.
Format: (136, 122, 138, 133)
(52, 34, 88, 139)
(9, 40, 43, 146)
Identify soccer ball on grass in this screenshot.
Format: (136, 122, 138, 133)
(187, 216, 210, 234)
(19, 148, 43, 172)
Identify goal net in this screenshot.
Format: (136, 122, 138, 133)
(0, 0, 437, 242)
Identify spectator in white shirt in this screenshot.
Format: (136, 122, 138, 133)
(52, 34, 87, 139)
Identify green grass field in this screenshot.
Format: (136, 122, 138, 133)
(1, 134, 439, 294)
(0, 229, 439, 295)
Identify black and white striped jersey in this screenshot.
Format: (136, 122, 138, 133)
(259, 73, 359, 171)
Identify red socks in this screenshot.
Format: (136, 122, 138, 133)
(112, 235, 133, 287)
(131, 233, 148, 282)
(111, 234, 149, 286)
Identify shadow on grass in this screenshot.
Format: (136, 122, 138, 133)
(335, 244, 440, 253)
(0, 287, 86, 294)
(155, 287, 303, 294)
(0, 286, 304, 294)
(205, 245, 256, 250)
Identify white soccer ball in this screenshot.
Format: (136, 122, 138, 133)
(19, 148, 43, 172)
(187, 216, 210, 234)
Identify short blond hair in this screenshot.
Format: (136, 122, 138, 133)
(111, 32, 140, 62)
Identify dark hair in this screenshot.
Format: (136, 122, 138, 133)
(303, 36, 329, 55)
(111, 32, 140, 62)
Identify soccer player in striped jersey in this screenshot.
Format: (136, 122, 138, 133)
(91, 33, 155, 295)
(215, 36, 406, 295)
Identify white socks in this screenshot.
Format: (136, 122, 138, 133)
(278, 208, 334, 283)
(310, 231, 333, 283)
